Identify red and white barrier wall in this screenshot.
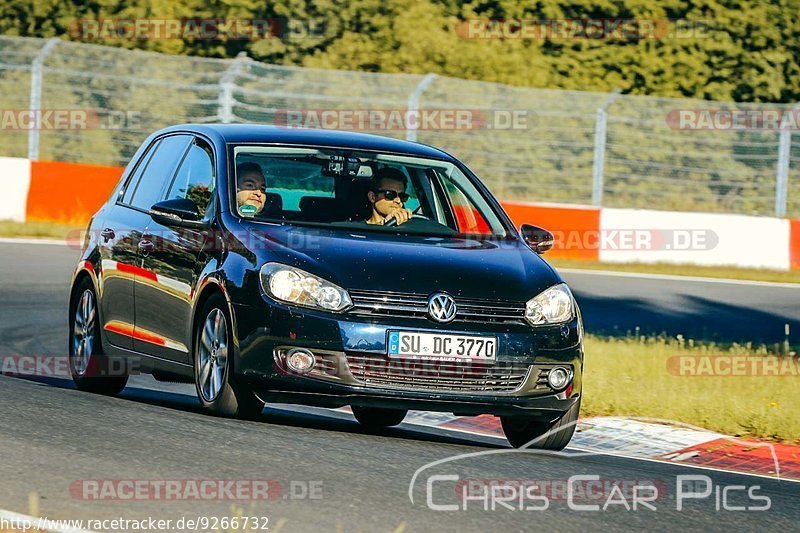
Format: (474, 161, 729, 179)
(598, 208, 793, 271)
(1, 156, 799, 271)
(503, 202, 800, 271)
(0, 157, 123, 225)
(0, 156, 32, 222)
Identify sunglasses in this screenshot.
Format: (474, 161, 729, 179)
(374, 189, 410, 202)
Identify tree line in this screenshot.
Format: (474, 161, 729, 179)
(1, 0, 798, 103)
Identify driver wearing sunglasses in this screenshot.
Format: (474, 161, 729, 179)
(365, 167, 413, 226)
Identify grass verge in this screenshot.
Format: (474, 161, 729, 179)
(583, 334, 800, 443)
(0, 219, 83, 240)
(550, 259, 800, 284)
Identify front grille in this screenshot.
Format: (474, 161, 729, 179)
(345, 353, 531, 393)
(311, 353, 340, 377)
(348, 289, 526, 324)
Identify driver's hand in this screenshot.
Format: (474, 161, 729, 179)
(383, 208, 413, 225)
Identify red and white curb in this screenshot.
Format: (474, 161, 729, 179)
(338, 408, 800, 482)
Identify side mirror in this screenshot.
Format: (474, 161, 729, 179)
(149, 198, 207, 229)
(520, 224, 554, 254)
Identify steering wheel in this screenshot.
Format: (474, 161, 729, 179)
(383, 207, 428, 227)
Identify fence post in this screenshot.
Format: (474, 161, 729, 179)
(406, 73, 437, 142)
(27, 38, 60, 161)
(217, 52, 249, 124)
(591, 89, 621, 207)
(775, 104, 798, 217)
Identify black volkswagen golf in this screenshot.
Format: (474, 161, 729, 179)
(68, 124, 584, 449)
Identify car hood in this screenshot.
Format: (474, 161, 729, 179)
(242, 223, 561, 302)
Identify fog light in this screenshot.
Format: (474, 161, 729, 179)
(547, 367, 571, 390)
(286, 349, 316, 374)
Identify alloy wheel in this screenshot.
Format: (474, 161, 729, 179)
(197, 308, 229, 402)
(71, 289, 96, 376)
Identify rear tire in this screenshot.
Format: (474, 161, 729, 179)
(352, 406, 407, 429)
(69, 277, 128, 395)
(193, 293, 265, 419)
(501, 399, 581, 450)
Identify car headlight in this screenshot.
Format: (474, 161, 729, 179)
(259, 263, 352, 312)
(525, 283, 574, 325)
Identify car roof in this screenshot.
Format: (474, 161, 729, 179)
(156, 124, 455, 161)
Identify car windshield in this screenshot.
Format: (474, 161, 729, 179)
(231, 145, 508, 237)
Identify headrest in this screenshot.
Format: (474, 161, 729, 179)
(298, 196, 340, 222)
(264, 192, 283, 213)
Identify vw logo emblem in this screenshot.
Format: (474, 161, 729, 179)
(428, 293, 457, 323)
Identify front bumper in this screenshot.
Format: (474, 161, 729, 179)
(258, 389, 579, 420)
(232, 296, 583, 418)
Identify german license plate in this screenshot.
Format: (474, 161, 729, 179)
(387, 331, 497, 361)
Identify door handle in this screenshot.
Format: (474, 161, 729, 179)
(138, 239, 154, 255)
(100, 228, 115, 241)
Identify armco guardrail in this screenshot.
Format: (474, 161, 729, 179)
(1, 156, 798, 271)
(0, 35, 799, 217)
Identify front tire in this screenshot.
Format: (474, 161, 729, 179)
(501, 399, 581, 450)
(69, 278, 128, 395)
(193, 293, 265, 419)
(352, 406, 407, 429)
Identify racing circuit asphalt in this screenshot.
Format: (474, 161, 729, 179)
(0, 241, 799, 531)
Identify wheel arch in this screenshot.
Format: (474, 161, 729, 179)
(69, 262, 99, 319)
(190, 276, 238, 363)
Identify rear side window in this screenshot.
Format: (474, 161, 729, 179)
(125, 135, 192, 211)
(165, 138, 215, 217)
(120, 140, 160, 205)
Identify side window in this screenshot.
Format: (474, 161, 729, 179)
(442, 174, 492, 235)
(121, 139, 160, 204)
(126, 135, 193, 211)
(165, 138, 215, 217)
